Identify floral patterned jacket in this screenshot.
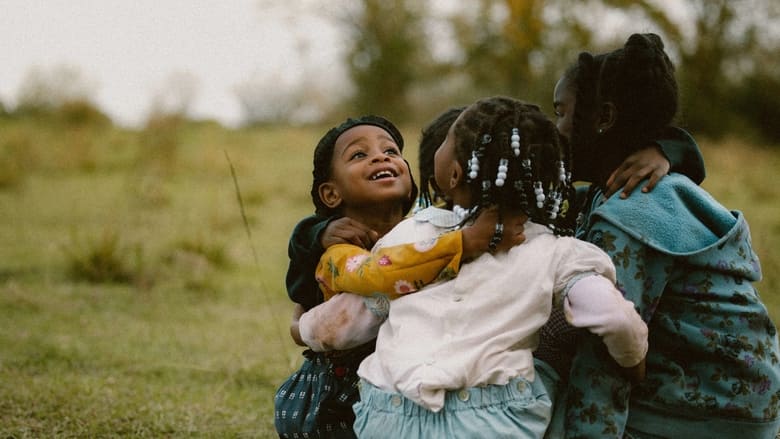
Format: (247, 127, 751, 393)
(563, 173, 780, 438)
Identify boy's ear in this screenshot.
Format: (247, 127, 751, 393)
(318, 182, 342, 210)
(598, 102, 617, 132)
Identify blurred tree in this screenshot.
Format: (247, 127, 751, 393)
(16, 65, 95, 113)
(342, 0, 429, 123)
(450, 0, 546, 99)
(324, 0, 780, 142)
(432, 0, 599, 111)
(601, 0, 780, 141)
(14, 64, 110, 126)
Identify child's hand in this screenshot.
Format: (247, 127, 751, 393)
(605, 145, 670, 199)
(321, 218, 379, 249)
(462, 208, 526, 259)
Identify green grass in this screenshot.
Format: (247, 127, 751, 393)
(0, 119, 778, 437)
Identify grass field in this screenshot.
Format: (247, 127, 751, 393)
(1, 118, 778, 437)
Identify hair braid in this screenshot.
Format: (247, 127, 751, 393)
(453, 96, 574, 239)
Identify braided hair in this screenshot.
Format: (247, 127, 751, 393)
(565, 33, 678, 186)
(310, 115, 418, 217)
(453, 96, 574, 239)
(417, 106, 465, 209)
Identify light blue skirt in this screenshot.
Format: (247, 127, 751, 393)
(353, 370, 552, 439)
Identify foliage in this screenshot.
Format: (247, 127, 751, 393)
(138, 113, 183, 176)
(342, 0, 429, 123)
(63, 229, 139, 284)
(734, 71, 780, 143)
(15, 65, 94, 112)
(450, 0, 547, 101)
(335, 0, 780, 143)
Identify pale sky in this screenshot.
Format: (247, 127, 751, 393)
(0, 0, 344, 127)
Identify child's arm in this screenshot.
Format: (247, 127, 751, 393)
(604, 127, 706, 199)
(298, 293, 385, 351)
(316, 231, 464, 301)
(315, 210, 525, 301)
(563, 274, 648, 379)
(286, 215, 332, 311)
(286, 215, 378, 311)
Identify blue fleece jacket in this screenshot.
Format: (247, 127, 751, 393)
(564, 173, 780, 438)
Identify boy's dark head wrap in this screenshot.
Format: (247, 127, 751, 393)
(311, 115, 418, 217)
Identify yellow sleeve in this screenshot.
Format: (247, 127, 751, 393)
(315, 230, 463, 301)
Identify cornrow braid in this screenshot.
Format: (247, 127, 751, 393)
(453, 96, 574, 240)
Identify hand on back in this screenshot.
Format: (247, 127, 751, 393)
(320, 217, 379, 249)
(605, 145, 670, 199)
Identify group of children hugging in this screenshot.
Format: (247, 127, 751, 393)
(273, 33, 780, 438)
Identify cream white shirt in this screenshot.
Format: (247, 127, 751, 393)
(359, 208, 618, 412)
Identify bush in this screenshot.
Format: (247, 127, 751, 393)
(63, 230, 138, 284)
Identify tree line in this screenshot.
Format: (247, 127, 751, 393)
(4, 0, 778, 144)
(341, 0, 780, 143)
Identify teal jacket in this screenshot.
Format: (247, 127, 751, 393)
(565, 173, 780, 438)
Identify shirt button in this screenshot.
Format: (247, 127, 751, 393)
(458, 389, 470, 402)
(391, 395, 402, 407)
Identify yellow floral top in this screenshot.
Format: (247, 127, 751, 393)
(315, 230, 463, 301)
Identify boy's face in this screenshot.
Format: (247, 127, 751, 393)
(319, 125, 412, 212)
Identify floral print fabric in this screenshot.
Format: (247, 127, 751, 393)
(563, 180, 780, 438)
(315, 230, 463, 301)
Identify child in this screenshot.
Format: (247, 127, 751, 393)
(274, 115, 513, 438)
(416, 106, 465, 210)
(554, 33, 780, 438)
(274, 115, 416, 439)
(317, 97, 649, 438)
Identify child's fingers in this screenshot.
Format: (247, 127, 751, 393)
(619, 172, 647, 199)
(605, 165, 631, 198)
(322, 218, 377, 249)
(639, 168, 664, 193)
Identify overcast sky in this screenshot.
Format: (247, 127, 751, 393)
(0, 0, 344, 127)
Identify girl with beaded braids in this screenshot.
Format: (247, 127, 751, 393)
(554, 33, 780, 438)
(312, 96, 648, 438)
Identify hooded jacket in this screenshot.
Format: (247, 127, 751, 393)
(564, 173, 780, 438)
